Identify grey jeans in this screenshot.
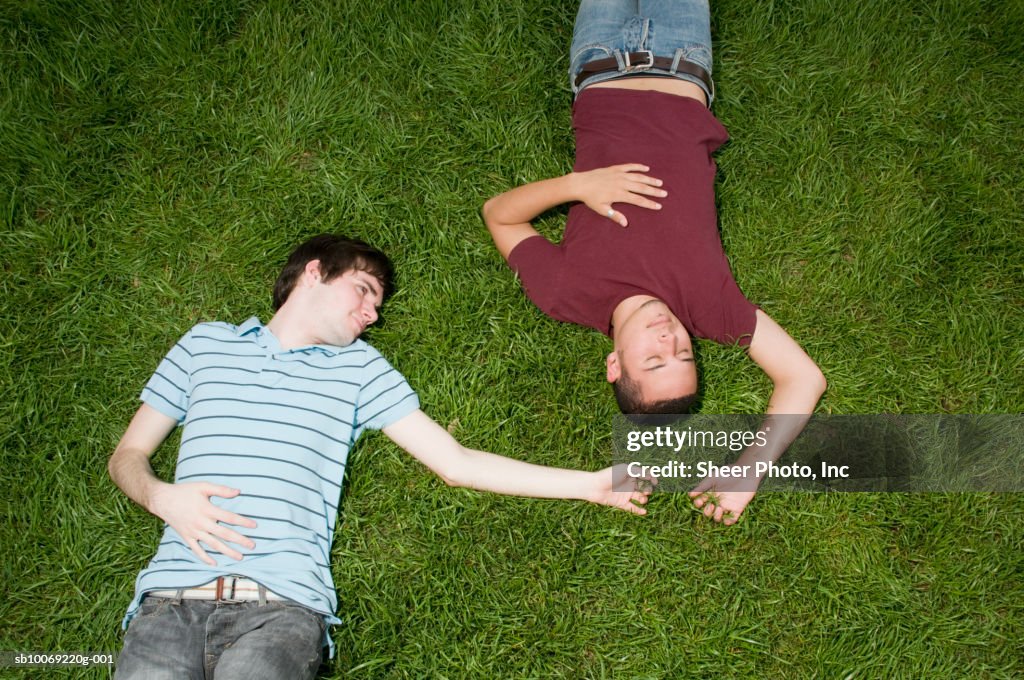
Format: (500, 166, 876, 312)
(114, 596, 325, 680)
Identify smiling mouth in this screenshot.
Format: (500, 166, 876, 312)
(647, 315, 671, 329)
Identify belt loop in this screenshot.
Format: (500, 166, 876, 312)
(613, 49, 626, 71)
(670, 49, 683, 74)
(258, 584, 267, 606)
(173, 589, 183, 604)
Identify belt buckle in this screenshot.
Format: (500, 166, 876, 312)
(624, 50, 654, 72)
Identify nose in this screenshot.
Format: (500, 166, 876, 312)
(363, 302, 378, 325)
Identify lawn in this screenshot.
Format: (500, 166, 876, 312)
(1, 0, 1021, 677)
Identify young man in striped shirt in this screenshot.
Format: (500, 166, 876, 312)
(108, 234, 651, 679)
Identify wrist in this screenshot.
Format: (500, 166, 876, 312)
(582, 470, 604, 504)
(564, 171, 585, 203)
(144, 479, 173, 517)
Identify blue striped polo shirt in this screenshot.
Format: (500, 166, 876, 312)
(123, 317, 419, 633)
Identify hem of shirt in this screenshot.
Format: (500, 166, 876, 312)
(733, 304, 761, 348)
(139, 393, 186, 422)
(573, 87, 727, 138)
(373, 394, 421, 430)
(506, 234, 550, 271)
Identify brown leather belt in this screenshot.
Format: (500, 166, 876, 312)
(575, 50, 712, 94)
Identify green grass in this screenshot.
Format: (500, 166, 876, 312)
(1, 0, 1022, 677)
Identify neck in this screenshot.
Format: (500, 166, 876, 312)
(266, 303, 316, 350)
(610, 294, 659, 342)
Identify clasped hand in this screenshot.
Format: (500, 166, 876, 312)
(590, 464, 658, 515)
(688, 475, 756, 526)
(573, 163, 667, 227)
(149, 481, 257, 565)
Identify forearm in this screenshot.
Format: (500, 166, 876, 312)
(386, 410, 598, 502)
(442, 446, 599, 502)
(483, 173, 579, 229)
(108, 404, 179, 515)
(386, 411, 650, 514)
(744, 310, 827, 469)
(108, 445, 168, 515)
(739, 374, 827, 474)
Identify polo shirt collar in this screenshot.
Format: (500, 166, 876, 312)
(235, 316, 351, 357)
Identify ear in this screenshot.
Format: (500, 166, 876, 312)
(301, 260, 323, 286)
(606, 352, 621, 383)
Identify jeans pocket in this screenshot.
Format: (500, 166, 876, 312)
(570, 44, 614, 75)
(135, 596, 174, 619)
(264, 602, 326, 670)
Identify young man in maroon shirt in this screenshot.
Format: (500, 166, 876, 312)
(483, 0, 826, 524)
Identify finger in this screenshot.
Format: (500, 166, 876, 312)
(186, 538, 217, 566)
(199, 533, 244, 562)
(627, 174, 665, 187)
(208, 523, 256, 550)
(202, 484, 241, 499)
(630, 491, 649, 504)
(626, 182, 668, 197)
(212, 507, 258, 530)
(620, 194, 662, 211)
(623, 501, 647, 516)
(616, 163, 650, 173)
(605, 207, 628, 227)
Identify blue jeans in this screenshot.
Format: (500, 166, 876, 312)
(569, 0, 714, 103)
(114, 596, 325, 680)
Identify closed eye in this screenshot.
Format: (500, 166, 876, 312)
(644, 357, 666, 372)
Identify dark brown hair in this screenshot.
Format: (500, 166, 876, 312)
(272, 234, 394, 311)
(612, 366, 697, 418)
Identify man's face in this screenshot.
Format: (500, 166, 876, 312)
(309, 267, 384, 347)
(608, 300, 697, 403)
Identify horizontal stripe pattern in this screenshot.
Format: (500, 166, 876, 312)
(125, 317, 419, 630)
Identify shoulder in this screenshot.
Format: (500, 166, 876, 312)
(162, 321, 264, 362)
(508, 234, 561, 272)
(175, 321, 245, 348)
(348, 341, 420, 422)
(329, 339, 404, 380)
(189, 321, 238, 337)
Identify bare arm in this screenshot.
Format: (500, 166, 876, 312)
(383, 409, 651, 514)
(690, 310, 826, 523)
(734, 310, 827, 471)
(108, 403, 257, 564)
(482, 164, 667, 261)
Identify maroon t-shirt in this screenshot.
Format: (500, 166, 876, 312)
(508, 88, 757, 346)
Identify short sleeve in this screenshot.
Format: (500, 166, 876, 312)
(353, 349, 420, 438)
(506, 235, 565, 319)
(140, 327, 195, 422)
(691, 277, 759, 347)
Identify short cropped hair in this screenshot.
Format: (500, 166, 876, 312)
(272, 234, 395, 311)
(612, 366, 697, 418)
